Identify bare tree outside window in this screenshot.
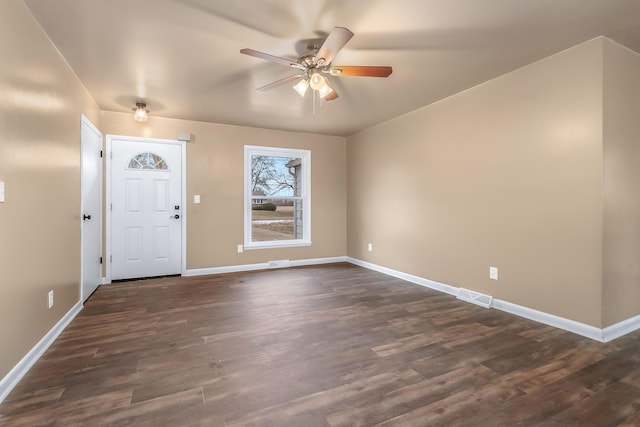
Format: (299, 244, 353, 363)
(251, 155, 297, 197)
(250, 155, 300, 241)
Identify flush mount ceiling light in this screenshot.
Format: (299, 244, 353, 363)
(133, 102, 149, 122)
(240, 26, 392, 104)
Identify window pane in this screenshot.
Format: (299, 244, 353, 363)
(250, 155, 301, 198)
(127, 152, 168, 170)
(251, 201, 295, 241)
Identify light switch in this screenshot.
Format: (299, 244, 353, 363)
(194, 194, 200, 204)
(0, 181, 4, 202)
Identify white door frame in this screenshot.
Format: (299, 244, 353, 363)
(80, 114, 103, 300)
(105, 134, 187, 283)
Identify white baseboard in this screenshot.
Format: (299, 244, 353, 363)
(490, 299, 604, 342)
(602, 314, 640, 342)
(185, 262, 270, 276)
(290, 256, 348, 267)
(185, 256, 348, 277)
(346, 257, 458, 296)
(0, 301, 83, 403)
(346, 257, 640, 343)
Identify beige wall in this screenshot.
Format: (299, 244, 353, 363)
(0, 1, 100, 377)
(100, 112, 347, 270)
(347, 39, 605, 327)
(2, 5, 638, 390)
(602, 40, 640, 326)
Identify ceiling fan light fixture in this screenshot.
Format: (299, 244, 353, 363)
(241, 27, 392, 104)
(133, 102, 149, 122)
(309, 72, 326, 91)
(293, 79, 309, 97)
(318, 84, 334, 99)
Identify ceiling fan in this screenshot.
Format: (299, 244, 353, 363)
(240, 26, 392, 101)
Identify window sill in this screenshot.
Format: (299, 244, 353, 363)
(243, 240, 312, 250)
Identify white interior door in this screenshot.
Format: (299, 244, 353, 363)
(110, 138, 182, 280)
(80, 116, 102, 301)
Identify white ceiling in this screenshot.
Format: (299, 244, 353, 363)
(25, 0, 640, 136)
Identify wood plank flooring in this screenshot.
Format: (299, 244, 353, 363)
(2, 262, 640, 426)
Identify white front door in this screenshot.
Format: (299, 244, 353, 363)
(110, 138, 183, 280)
(80, 116, 102, 301)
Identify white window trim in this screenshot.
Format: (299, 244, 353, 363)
(244, 145, 311, 250)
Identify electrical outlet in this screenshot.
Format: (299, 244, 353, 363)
(48, 290, 54, 309)
(489, 266, 499, 280)
(237, 244, 243, 253)
(368, 243, 373, 252)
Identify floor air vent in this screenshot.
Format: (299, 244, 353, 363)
(268, 260, 291, 269)
(456, 288, 493, 308)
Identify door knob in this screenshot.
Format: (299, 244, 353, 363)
(83, 214, 92, 221)
(172, 214, 180, 219)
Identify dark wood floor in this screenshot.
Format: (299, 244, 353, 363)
(2, 263, 640, 426)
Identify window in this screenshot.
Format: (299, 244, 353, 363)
(127, 152, 168, 170)
(244, 145, 311, 249)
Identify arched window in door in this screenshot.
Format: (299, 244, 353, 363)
(127, 152, 169, 170)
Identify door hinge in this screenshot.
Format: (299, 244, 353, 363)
(110, 255, 112, 263)
(110, 151, 113, 159)
(100, 150, 103, 158)
(99, 256, 103, 264)
(110, 203, 112, 211)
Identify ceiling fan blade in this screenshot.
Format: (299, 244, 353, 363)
(329, 65, 393, 77)
(256, 74, 303, 91)
(324, 91, 339, 101)
(240, 48, 300, 68)
(323, 79, 339, 101)
(315, 26, 354, 65)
